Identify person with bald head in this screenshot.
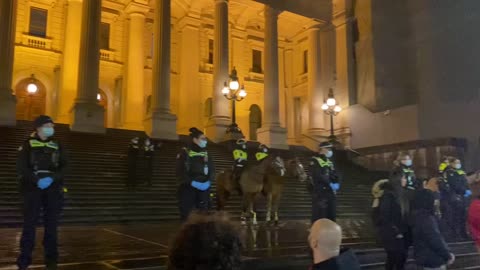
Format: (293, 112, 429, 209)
(308, 219, 360, 270)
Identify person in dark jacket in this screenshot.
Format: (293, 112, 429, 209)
(412, 186, 455, 270)
(16, 115, 68, 270)
(390, 153, 418, 203)
(308, 219, 361, 270)
(127, 137, 140, 189)
(308, 142, 340, 222)
(442, 157, 471, 240)
(377, 174, 411, 270)
(143, 137, 155, 186)
(176, 127, 215, 221)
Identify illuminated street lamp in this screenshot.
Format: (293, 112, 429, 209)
(222, 67, 247, 138)
(322, 88, 342, 142)
(26, 74, 38, 94)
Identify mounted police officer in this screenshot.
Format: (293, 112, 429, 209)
(176, 127, 215, 221)
(255, 144, 269, 163)
(309, 142, 340, 222)
(232, 138, 248, 192)
(16, 115, 67, 270)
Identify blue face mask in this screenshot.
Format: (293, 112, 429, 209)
(198, 139, 207, 148)
(325, 150, 333, 158)
(41, 127, 55, 138)
(403, 159, 412, 167)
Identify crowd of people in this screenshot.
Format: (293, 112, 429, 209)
(372, 153, 480, 270)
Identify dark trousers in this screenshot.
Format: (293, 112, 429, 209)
(386, 250, 407, 270)
(311, 190, 336, 222)
(127, 157, 137, 189)
(441, 195, 467, 239)
(144, 156, 153, 186)
(178, 183, 211, 221)
(17, 186, 63, 268)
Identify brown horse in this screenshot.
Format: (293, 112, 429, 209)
(263, 157, 308, 224)
(216, 156, 283, 225)
(216, 156, 306, 225)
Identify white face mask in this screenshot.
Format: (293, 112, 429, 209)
(263, 148, 268, 153)
(242, 145, 246, 150)
(198, 139, 207, 148)
(455, 164, 462, 170)
(403, 159, 412, 167)
(325, 150, 333, 158)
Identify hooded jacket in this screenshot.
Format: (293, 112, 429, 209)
(412, 189, 451, 268)
(310, 248, 361, 270)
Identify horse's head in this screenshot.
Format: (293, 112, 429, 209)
(287, 157, 308, 182)
(270, 156, 287, 177)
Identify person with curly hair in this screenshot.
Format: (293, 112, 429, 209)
(168, 212, 242, 270)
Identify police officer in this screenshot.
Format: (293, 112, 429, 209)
(309, 142, 340, 222)
(255, 144, 269, 163)
(391, 153, 418, 203)
(176, 127, 215, 221)
(144, 137, 155, 186)
(444, 158, 471, 240)
(16, 115, 67, 270)
(127, 137, 140, 189)
(232, 138, 248, 189)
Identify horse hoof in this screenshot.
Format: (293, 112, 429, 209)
(274, 220, 279, 226)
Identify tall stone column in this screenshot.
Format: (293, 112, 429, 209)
(57, 0, 82, 124)
(70, 0, 105, 133)
(307, 24, 324, 137)
(123, 2, 148, 131)
(205, 0, 230, 142)
(144, 0, 178, 140)
(177, 16, 201, 135)
(257, 6, 287, 149)
(0, 0, 18, 126)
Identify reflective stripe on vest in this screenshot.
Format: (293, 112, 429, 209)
(233, 149, 248, 160)
(256, 152, 268, 161)
(313, 157, 333, 168)
(457, 169, 466, 175)
(29, 139, 59, 150)
(188, 150, 208, 158)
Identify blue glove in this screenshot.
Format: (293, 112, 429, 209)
(191, 181, 211, 191)
(37, 177, 53, 190)
(465, 189, 472, 197)
(330, 183, 340, 191)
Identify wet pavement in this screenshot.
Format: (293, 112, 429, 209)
(0, 219, 373, 270)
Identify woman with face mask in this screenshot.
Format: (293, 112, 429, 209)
(175, 127, 215, 221)
(442, 157, 471, 240)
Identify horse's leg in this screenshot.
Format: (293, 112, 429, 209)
(216, 177, 226, 211)
(240, 195, 248, 225)
(273, 192, 281, 225)
(250, 225, 258, 249)
(248, 193, 258, 225)
(266, 192, 273, 223)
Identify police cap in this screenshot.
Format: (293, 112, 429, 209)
(33, 115, 54, 129)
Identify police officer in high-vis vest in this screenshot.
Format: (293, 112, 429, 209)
(16, 115, 68, 270)
(232, 138, 248, 187)
(443, 157, 471, 240)
(255, 144, 269, 163)
(390, 153, 418, 203)
(309, 142, 340, 222)
(176, 127, 215, 221)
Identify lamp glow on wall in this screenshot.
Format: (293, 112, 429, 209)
(322, 88, 342, 142)
(222, 67, 247, 138)
(26, 74, 38, 94)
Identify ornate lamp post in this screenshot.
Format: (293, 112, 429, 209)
(321, 88, 342, 142)
(222, 67, 247, 138)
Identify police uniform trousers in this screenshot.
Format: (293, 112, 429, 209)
(17, 185, 63, 268)
(311, 188, 336, 223)
(448, 194, 467, 239)
(178, 183, 211, 221)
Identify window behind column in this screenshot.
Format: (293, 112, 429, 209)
(303, 50, 308, 74)
(208, 39, 214, 64)
(29, 7, 48, 37)
(100, 22, 111, 50)
(252, 49, 262, 73)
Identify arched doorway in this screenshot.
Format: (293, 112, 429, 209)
(15, 77, 47, 121)
(249, 104, 262, 141)
(97, 89, 108, 127)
